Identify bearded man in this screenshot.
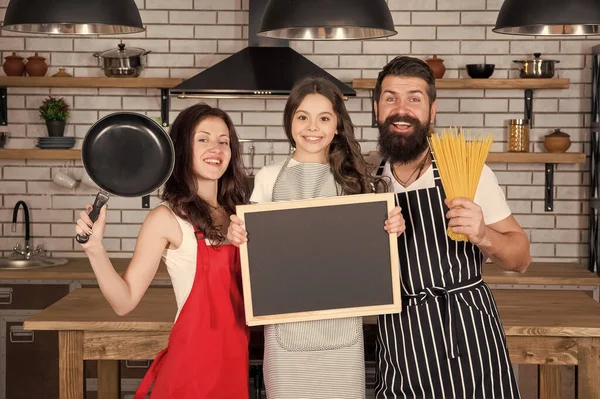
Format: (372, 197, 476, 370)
(367, 56, 531, 399)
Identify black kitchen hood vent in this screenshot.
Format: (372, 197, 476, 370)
(170, 0, 356, 98)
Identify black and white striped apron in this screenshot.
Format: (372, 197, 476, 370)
(374, 159, 520, 399)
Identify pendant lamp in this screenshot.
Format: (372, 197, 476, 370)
(258, 0, 397, 40)
(1, 0, 144, 35)
(493, 0, 600, 36)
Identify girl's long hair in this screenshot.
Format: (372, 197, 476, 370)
(284, 77, 377, 194)
(161, 103, 249, 244)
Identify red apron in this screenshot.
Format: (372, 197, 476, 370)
(134, 228, 250, 399)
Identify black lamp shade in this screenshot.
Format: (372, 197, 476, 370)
(258, 0, 397, 40)
(2, 0, 144, 35)
(493, 0, 600, 35)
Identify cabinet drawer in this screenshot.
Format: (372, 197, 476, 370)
(85, 359, 152, 379)
(85, 391, 136, 399)
(0, 284, 69, 310)
(3, 320, 59, 399)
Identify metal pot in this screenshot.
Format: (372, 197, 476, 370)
(93, 43, 151, 78)
(513, 53, 559, 78)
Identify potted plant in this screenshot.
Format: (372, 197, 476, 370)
(39, 96, 70, 137)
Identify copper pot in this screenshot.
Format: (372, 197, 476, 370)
(543, 128, 571, 153)
(25, 53, 48, 77)
(3, 52, 25, 76)
(426, 55, 446, 79)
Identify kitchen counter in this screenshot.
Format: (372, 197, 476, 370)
(0, 259, 597, 287)
(23, 287, 600, 399)
(0, 257, 170, 280)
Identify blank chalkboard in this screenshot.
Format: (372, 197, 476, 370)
(237, 193, 401, 326)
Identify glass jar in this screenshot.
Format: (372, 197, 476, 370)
(508, 119, 530, 152)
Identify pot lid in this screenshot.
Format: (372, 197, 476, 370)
(427, 55, 444, 62)
(514, 52, 560, 63)
(98, 43, 147, 58)
(546, 128, 570, 137)
(27, 52, 45, 60)
(5, 52, 23, 59)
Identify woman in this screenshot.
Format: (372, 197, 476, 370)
(75, 104, 251, 398)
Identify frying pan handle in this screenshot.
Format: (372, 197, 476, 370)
(76, 191, 110, 244)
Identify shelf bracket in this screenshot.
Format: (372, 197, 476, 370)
(371, 90, 378, 128)
(142, 194, 150, 209)
(545, 163, 555, 211)
(160, 89, 170, 128)
(524, 89, 533, 127)
(0, 87, 7, 126)
(142, 88, 170, 209)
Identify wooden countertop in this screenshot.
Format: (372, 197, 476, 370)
(24, 288, 600, 338)
(25, 287, 176, 331)
(0, 258, 170, 280)
(483, 262, 599, 286)
(1, 259, 597, 287)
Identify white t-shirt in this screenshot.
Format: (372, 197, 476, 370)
(378, 161, 511, 225)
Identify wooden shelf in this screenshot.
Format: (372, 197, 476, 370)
(353, 78, 570, 90)
(487, 152, 586, 164)
(1, 149, 587, 163)
(0, 149, 81, 160)
(0, 76, 183, 89)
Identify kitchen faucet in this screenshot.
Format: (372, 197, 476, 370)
(11, 201, 44, 260)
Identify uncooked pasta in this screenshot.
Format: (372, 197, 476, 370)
(428, 127, 493, 241)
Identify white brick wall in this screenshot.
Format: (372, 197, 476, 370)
(0, 0, 594, 266)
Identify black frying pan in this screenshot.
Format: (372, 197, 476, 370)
(75, 112, 174, 244)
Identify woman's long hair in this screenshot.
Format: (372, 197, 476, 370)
(283, 76, 376, 194)
(161, 103, 249, 244)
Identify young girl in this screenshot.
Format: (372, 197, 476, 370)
(74, 104, 251, 399)
(228, 76, 404, 399)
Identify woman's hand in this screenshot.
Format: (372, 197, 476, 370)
(227, 214, 248, 247)
(75, 204, 107, 252)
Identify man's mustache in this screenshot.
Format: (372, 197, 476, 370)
(380, 114, 421, 130)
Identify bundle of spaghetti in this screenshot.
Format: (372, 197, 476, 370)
(428, 127, 493, 241)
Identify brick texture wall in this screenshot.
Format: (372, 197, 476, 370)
(0, 0, 596, 263)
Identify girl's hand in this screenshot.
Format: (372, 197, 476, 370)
(75, 204, 107, 252)
(227, 214, 248, 247)
(384, 206, 405, 237)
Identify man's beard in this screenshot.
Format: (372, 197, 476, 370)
(377, 113, 431, 165)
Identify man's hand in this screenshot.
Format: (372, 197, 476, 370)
(445, 197, 487, 246)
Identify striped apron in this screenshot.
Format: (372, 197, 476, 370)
(374, 158, 520, 399)
(262, 154, 366, 399)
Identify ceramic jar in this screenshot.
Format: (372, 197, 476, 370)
(52, 68, 72, 77)
(3, 52, 25, 76)
(544, 129, 571, 153)
(426, 55, 446, 79)
(25, 53, 48, 77)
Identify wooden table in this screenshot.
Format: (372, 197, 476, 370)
(23, 288, 600, 399)
(483, 262, 600, 301)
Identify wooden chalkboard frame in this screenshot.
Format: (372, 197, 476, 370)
(237, 192, 401, 326)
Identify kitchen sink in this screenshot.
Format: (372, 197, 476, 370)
(0, 257, 68, 269)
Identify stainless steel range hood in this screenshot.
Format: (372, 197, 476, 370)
(169, 0, 356, 99)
